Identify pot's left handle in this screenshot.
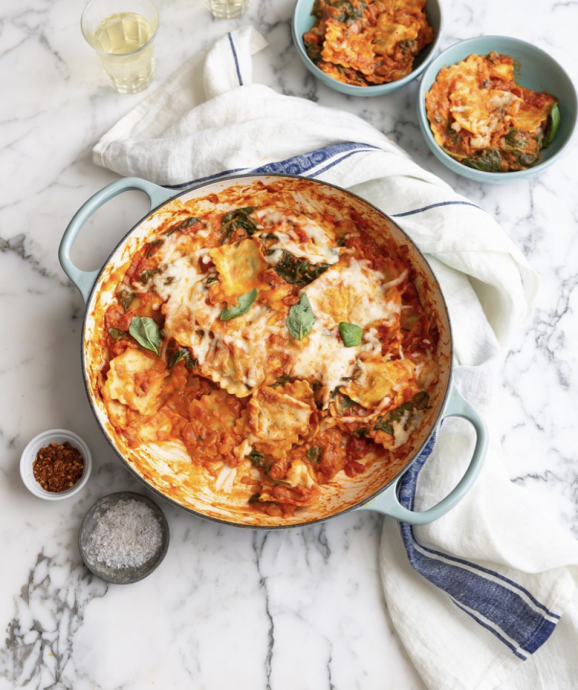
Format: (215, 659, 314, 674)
(59, 177, 175, 303)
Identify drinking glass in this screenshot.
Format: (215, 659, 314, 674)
(205, 0, 250, 19)
(81, 0, 159, 94)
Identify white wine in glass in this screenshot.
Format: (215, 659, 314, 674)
(82, 0, 159, 94)
(206, 0, 250, 19)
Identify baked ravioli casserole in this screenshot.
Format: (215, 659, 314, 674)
(95, 179, 440, 518)
(303, 0, 434, 86)
(425, 52, 560, 172)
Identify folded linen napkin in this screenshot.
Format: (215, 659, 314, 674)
(94, 27, 578, 690)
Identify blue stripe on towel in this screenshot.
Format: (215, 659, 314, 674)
(227, 33, 243, 86)
(164, 142, 378, 190)
(397, 439, 560, 660)
(164, 143, 482, 219)
(391, 200, 482, 217)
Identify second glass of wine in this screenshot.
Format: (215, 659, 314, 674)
(81, 0, 159, 94)
(205, 0, 250, 19)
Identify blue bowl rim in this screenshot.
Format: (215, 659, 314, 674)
(291, 0, 444, 94)
(417, 34, 578, 180)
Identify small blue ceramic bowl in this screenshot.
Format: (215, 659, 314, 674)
(292, 0, 443, 97)
(417, 36, 578, 183)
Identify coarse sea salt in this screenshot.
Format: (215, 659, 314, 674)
(88, 498, 163, 569)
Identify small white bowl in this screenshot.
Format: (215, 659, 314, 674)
(20, 429, 92, 500)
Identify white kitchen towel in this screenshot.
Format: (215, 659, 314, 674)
(93, 27, 578, 690)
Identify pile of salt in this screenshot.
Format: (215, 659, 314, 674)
(88, 498, 162, 569)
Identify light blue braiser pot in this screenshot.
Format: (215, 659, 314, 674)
(59, 174, 488, 528)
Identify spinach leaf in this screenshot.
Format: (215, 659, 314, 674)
(118, 286, 134, 312)
(168, 347, 197, 370)
(164, 216, 201, 236)
(543, 103, 560, 148)
(504, 128, 526, 149)
(374, 392, 430, 436)
(138, 267, 160, 284)
(249, 450, 267, 469)
(305, 43, 323, 64)
(462, 149, 502, 172)
(248, 451, 291, 485)
(332, 0, 364, 22)
(129, 316, 161, 355)
(220, 288, 258, 321)
(287, 293, 316, 340)
(270, 374, 291, 388)
(518, 153, 539, 168)
(339, 321, 363, 347)
(373, 418, 394, 436)
(220, 207, 257, 243)
(339, 393, 355, 410)
(145, 239, 164, 257)
(306, 446, 322, 463)
(273, 250, 330, 286)
(108, 328, 126, 340)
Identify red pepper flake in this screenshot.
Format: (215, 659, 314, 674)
(32, 442, 84, 492)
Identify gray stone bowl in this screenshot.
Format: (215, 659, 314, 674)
(79, 491, 170, 584)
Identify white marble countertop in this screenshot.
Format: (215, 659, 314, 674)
(1, 0, 577, 688)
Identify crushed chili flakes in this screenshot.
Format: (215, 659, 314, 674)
(33, 442, 84, 492)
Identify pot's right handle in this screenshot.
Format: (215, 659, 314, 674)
(359, 386, 488, 524)
(59, 177, 175, 303)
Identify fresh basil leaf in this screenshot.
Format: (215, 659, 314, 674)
(287, 293, 316, 340)
(306, 446, 322, 463)
(543, 103, 560, 148)
(108, 328, 126, 340)
(129, 316, 161, 355)
(220, 207, 257, 243)
(164, 216, 201, 236)
(273, 250, 331, 287)
(118, 287, 134, 313)
(339, 322, 363, 347)
(353, 428, 369, 438)
(220, 288, 258, 321)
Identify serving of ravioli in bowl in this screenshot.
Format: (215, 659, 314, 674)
(418, 36, 577, 182)
(293, 0, 442, 96)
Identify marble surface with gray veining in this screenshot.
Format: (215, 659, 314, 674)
(1, 0, 577, 688)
